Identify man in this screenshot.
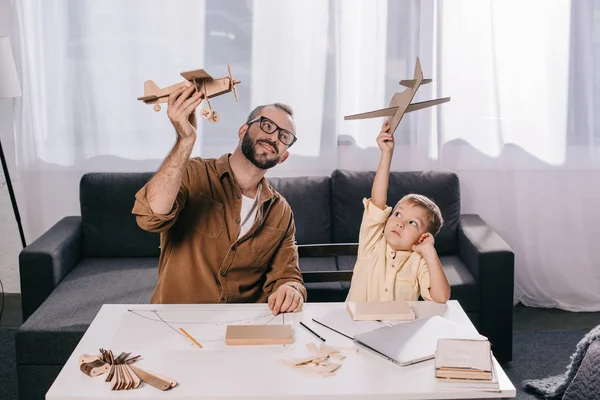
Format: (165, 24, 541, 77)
(132, 81, 306, 315)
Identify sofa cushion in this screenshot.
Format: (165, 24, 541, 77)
(16, 258, 158, 365)
(267, 176, 332, 244)
(299, 256, 346, 302)
(80, 173, 160, 258)
(335, 254, 479, 312)
(331, 170, 460, 255)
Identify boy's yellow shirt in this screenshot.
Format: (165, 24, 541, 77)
(346, 198, 432, 302)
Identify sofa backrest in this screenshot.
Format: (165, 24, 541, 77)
(267, 176, 332, 244)
(80, 173, 160, 258)
(330, 169, 461, 255)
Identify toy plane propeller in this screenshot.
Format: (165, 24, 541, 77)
(344, 58, 450, 134)
(137, 64, 241, 123)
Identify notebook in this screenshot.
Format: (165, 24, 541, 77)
(346, 301, 416, 321)
(435, 339, 493, 380)
(352, 316, 487, 366)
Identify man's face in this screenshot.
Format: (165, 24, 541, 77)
(240, 107, 295, 169)
(384, 201, 430, 251)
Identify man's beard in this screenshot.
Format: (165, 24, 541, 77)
(241, 133, 280, 169)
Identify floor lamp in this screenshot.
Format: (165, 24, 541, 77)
(0, 37, 26, 248)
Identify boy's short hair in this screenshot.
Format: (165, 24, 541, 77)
(394, 194, 443, 235)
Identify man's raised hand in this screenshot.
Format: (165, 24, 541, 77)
(167, 83, 204, 141)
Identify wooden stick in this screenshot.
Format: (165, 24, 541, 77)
(179, 327, 202, 348)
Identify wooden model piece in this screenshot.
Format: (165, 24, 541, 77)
(344, 57, 450, 134)
(346, 300, 416, 321)
(78, 348, 177, 391)
(277, 343, 358, 377)
(137, 64, 240, 123)
(225, 324, 294, 345)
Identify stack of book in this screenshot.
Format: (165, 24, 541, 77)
(434, 338, 500, 392)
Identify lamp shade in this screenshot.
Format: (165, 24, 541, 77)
(0, 36, 22, 98)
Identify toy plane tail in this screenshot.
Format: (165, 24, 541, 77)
(142, 80, 160, 97)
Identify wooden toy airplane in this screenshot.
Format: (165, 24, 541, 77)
(344, 58, 450, 134)
(137, 64, 240, 123)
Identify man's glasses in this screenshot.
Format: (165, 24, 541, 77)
(246, 116, 297, 147)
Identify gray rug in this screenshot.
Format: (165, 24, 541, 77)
(0, 327, 593, 400)
(0, 328, 17, 400)
(497, 329, 590, 400)
(522, 324, 600, 399)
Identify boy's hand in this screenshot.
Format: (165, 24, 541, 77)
(376, 120, 394, 153)
(412, 232, 435, 254)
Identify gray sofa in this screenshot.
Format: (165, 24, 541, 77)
(16, 169, 515, 400)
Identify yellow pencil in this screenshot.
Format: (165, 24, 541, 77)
(179, 327, 202, 348)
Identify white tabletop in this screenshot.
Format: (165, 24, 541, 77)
(46, 300, 516, 399)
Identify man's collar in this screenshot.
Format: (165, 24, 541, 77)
(217, 153, 276, 202)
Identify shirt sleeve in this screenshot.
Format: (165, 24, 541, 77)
(358, 198, 393, 256)
(131, 162, 192, 233)
(417, 256, 433, 301)
(262, 212, 307, 301)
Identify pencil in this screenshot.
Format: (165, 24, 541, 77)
(299, 321, 326, 342)
(179, 327, 203, 348)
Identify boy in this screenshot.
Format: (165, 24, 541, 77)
(346, 121, 451, 303)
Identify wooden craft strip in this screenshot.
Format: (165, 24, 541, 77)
(149, 370, 178, 388)
(125, 365, 141, 389)
(306, 343, 322, 355)
(329, 353, 346, 361)
(110, 365, 118, 390)
(129, 365, 172, 391)
(80, 359, 109, 377)
(78, 354, 101, 365)
(105, 364, 114, 383)
(122, 365, 134, 390)
(117, 366, 125, 390)
(319, 343, 340, 355)
(292, 356, 322, 366)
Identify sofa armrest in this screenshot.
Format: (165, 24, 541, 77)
(457, 214, 514, 362)
(19, 216, 83, 321)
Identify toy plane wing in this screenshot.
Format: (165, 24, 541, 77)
(404, 97, 451, 113)
(344, 106, 399, 120)
(400, 78, 432, 88)
(180, 69, 213, 81)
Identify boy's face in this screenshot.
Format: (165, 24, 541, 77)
(384, 201, 430, 251)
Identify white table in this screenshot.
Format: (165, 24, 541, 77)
(46, 300, 516, 399)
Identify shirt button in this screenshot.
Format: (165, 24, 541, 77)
(236, 194, 241, 199)
(220, 270, 226, 276)
(268, 228, 273, 233)
(235, 218, 240, 224)
(221, 297, 226, 302)
(231, 245, 237, 251)
(385, 289, 388, 292)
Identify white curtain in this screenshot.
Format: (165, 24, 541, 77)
(10, 0, 600, 310)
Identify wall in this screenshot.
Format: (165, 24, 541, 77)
(0, 0, 22, 293)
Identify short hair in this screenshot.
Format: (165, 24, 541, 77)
(394, 194, 443, 235)
(246, 103, 294, 123)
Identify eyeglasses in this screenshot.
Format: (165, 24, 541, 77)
(246, 116, 297, 147)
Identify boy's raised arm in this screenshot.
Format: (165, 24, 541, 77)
(371, 121, 394, 210)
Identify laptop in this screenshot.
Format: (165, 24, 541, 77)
(353, 316, 487, 366)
